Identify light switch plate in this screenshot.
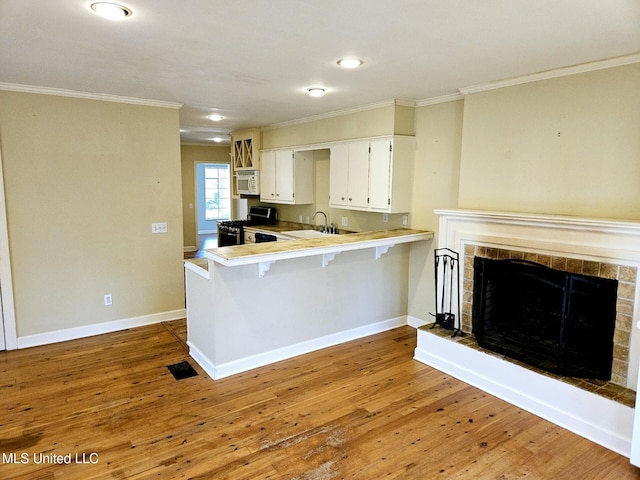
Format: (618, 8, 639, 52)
(152, 222, 168, 233)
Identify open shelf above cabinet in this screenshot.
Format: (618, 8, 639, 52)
(231, 129, 261, 171)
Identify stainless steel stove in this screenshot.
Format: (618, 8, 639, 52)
(217, 206, 276, 247)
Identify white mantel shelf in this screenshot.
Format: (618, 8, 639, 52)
(206, 228, 433, 277)
(434, 209, 640, 236)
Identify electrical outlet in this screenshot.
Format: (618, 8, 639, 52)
(104, 294, 112, 306)
(402, 215, 409, 226)
(383, 213, 389, 223)
(152, 222, 168, 233)
(341, 216, 348, 227)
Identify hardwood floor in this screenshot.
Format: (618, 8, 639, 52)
(184, 234, 217, 259)
(0, 321, 638, 479)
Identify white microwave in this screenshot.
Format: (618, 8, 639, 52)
(236, 170, 260, 195)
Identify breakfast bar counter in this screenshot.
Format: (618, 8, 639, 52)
(207, 228, 432, 275)
(184, 228, 433, 381)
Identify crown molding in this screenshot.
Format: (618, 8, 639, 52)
(459, 52, 640, 95)
(0, 83, 183, 109)
(394, 98, 417, 108)
(263, 98, 413, 130)
(415, 92, 464, 107)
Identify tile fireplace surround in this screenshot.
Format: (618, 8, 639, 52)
(414, 209, 640, 461)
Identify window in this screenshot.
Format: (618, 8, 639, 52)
(203, 164, 230, 221)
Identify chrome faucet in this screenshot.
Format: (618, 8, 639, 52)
(312, 211, 329, 233)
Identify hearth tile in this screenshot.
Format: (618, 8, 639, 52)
(582, 260, 600, 276)
(567, 258, 583, 273)
(551, 256, 567, 270)
(600, 263, 618, 279)
(620, 266, 637, 282)
(618, 281, 636, 301)
(536, 254, 552, 267)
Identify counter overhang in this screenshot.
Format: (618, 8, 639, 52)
(206, 229, 433, 272)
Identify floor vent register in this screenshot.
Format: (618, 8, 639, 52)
(167, 361, 199, 380)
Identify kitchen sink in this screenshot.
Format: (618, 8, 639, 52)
(282, 229, 332, 239)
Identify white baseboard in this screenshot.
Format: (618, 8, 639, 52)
(414, 328, 634, 458)
(189, 315, 408, 381)
(16, 309, 187, 349)
(186, 341, 217, 379)
(407, 315, 431, 329)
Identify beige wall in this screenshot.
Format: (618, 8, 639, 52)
(181, 144, 231, 249)
(458, 63, 640, 219)
(0, 91, 185, 338)
(262, 101, 414, 150)
(408, 100, 465, 320)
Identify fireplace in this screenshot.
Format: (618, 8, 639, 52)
(472, 256, 618, 380)
(463, 245, 635, 387)
(414, 209, 640, 458)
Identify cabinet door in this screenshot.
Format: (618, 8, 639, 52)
(368, 139, 392, 210)
(329, 144, 349, 207)
(260, 151, 276, 201)
(347, 141, 370, 208)
(275, 149, 295, 202)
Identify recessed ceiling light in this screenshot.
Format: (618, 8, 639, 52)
(307, 87, 326, 97)
(212, 137, 224, 143)
(208, 114, 224, 122)
(337, 58, 363, 69)
(91, 3, 132, 20)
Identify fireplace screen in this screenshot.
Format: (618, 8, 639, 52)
(472, 257, 618, 379)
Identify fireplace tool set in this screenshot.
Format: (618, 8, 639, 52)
(431, 248, 462, 337)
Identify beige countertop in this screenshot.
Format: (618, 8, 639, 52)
(207, 228, 433, 266)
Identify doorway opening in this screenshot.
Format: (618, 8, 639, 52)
(196, 163, 231, 234)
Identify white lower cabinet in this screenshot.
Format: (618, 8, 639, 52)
(260, 149, 313, 204)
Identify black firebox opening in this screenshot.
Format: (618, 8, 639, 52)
(472, 257, 618, 380)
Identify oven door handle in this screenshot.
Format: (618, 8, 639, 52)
(255, 232, 277, 243)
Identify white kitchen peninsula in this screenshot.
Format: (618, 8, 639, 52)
(184, 229, 432, 380)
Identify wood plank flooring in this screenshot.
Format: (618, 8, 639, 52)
(0, 321, 638, 479)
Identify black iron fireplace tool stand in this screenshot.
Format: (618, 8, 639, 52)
(430, 247, 462, 337)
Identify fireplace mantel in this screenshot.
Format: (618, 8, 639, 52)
(415, 209, 640, 462)
(435, 208, 640, 229)
(435, 209, 640, 247)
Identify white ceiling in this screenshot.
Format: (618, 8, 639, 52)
(1, 0, 639, 144)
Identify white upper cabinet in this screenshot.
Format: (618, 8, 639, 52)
(368, 139, 392, 210)
(368, 136, 413, 213)
(260, 149, 313, 204)
(329, 143, 349, 207)
(330, 136, 414, 213)
(330, 141, 369, 209)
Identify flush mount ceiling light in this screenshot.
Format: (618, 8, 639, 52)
(307, 87, 326, 97)
(337, 57, 363, 69)
(212, 137, 224, 143)
(90, 3, 132, 20)
(207, 114, 224, 122)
